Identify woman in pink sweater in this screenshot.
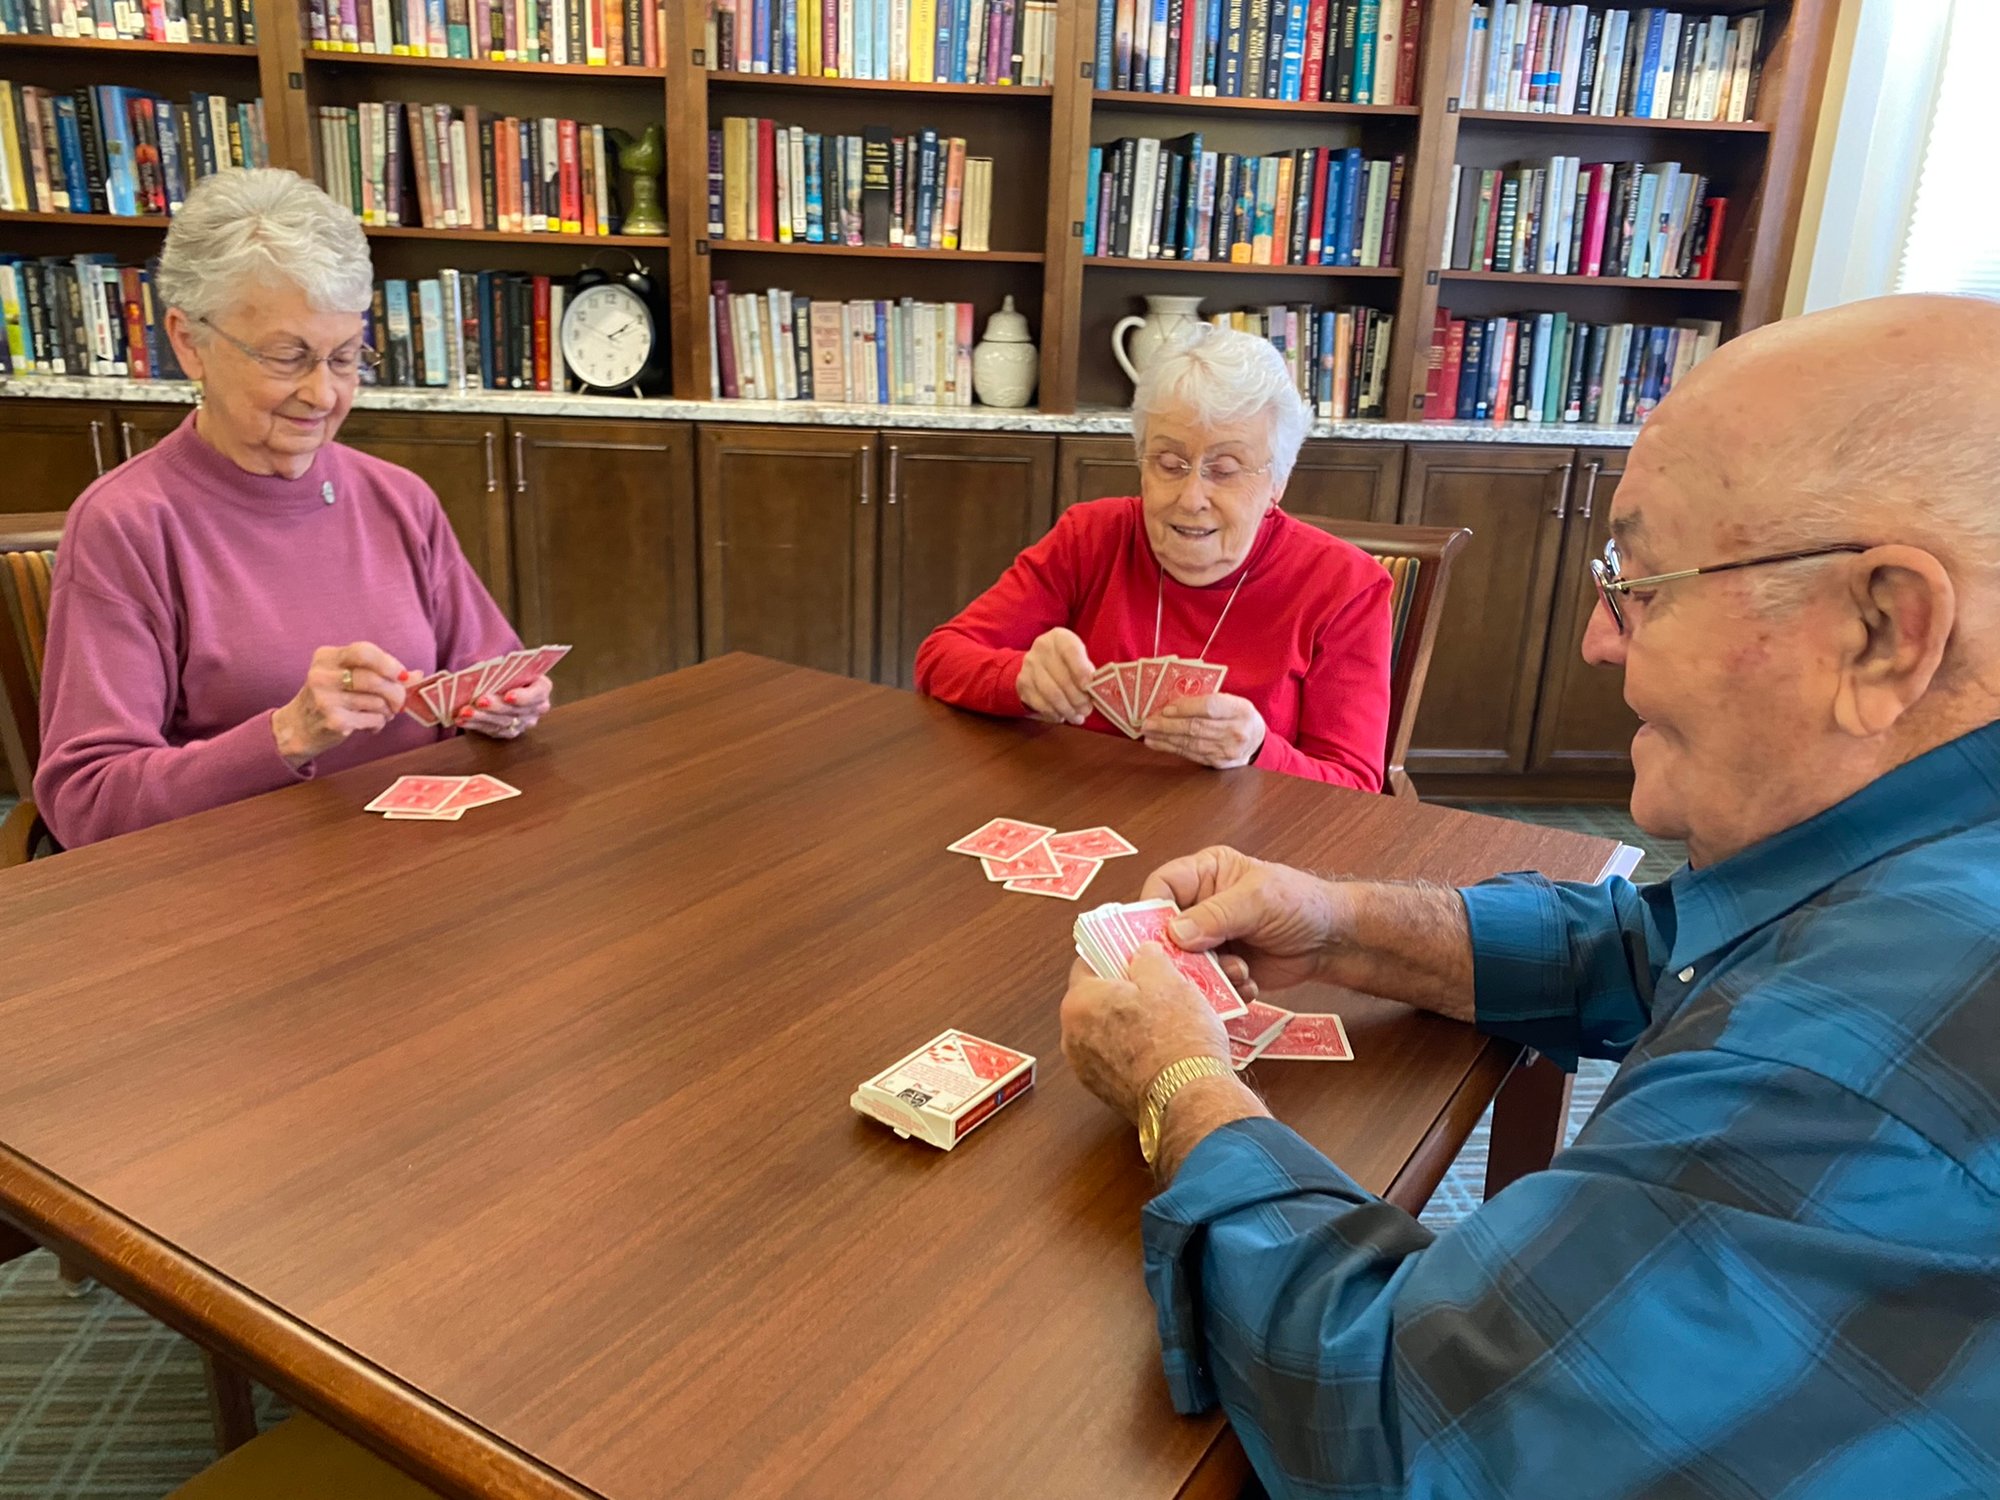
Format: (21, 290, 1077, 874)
(36, 168, 548, 848)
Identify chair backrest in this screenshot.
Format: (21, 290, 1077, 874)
(1317, 519, 1472, 799)
(0, 514, 63, 796)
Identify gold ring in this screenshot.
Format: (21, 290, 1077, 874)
(341, 668, 354, 692)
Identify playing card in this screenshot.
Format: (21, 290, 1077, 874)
(947, 817, 1057, 861)
(980, 838, 1062, 882)
(1228, 1035, 1266, 1071)
(440, 774, 521, 813)
(1047, 826, 1137, 860)
(382, 806, 468, 821)
(1131, 656, 1173, 727)
(851, 1029, 1037, 1151)
(1152, 658, 1229, 714)
(365, 775, 469, 814)
(512, 643, 572, 690)
(1109, 902, 1247, 1020)
(420, 678, 452, 726)
(1225, 999, 1293, 1050)
(1087, 667, 1136, 737)
(1257, 1012, 1353, 1061)
(444, 665, 485, 723)
(1004, 852, 1104, 901)
(401, 671, 448, 725)
(1115, 661, 1147, 726)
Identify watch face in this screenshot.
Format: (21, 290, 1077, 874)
(560, 282, 652, 390)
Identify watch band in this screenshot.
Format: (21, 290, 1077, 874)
(1140, 1055, 1235, 1166)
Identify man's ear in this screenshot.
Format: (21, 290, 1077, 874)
(1831, 545, 1955, 738)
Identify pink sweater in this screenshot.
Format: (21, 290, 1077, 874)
(36, 413, 518, 847)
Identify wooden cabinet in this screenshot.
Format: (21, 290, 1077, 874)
(1529, 452, 1637, 776)
(877, 431, 1055, 689)
(1055, 435, 1139, 512)
(697, 424, 878, 681)
(510, 417, 698, 702)
(111, 403, 188, 462)
(1055, 435, 1400, 528)
(2, 403, 116, 511)
(1401, 445, 1573, 777)
(338, 412, 516, 620)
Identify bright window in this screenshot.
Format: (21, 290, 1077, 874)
(1894, 0, 2000, 298)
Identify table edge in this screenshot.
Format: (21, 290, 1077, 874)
(0, 1145, 599, 1500)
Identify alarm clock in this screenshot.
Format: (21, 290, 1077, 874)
(561, 252, 669, 395)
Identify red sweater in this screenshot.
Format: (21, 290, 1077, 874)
(913, 496, 1392, 789)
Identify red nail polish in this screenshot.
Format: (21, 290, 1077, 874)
(505, 691, 518, 705)
(398, 670, 413, 681)
(477, 696, 492, 709)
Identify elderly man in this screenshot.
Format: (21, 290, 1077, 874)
(1060, 294, 2000, 1499)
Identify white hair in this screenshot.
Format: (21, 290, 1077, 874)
(1131, 324, 1312, 482)
(156, 168, 373, 325)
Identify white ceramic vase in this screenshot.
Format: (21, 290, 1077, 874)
(1111, 295, 1206, 387)
(972, 296, 1039, 408)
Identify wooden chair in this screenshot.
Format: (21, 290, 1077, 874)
(0, 513, 64, 865)
(167, 1414, 443, 1499)
(1318, 519, 1472, 801)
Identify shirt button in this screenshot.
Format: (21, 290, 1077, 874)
(1678, 966, 1696, 983)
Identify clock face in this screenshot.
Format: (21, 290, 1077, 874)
(561, 282, 653, 391)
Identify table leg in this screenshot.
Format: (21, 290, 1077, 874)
(57, 1257, 95, 1296)
(0, 1220, 34, 1266)
(203, 1350, 260, 1455)
(1483, 1051, 1574, 1201)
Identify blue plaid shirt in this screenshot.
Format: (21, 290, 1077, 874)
(1145, 721, 2000, 1499)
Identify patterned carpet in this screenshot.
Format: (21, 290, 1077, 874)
(0, 798, 1679, 1497)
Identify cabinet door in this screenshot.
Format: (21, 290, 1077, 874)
(510, 417, 699, 701)
(1401, 445, 1574, 776)
(877, 431, 1055, 689)
(697, 425, 878, 681)
(0, 402, 117, 511)
(1282, 440, 1404, 530)
(336, 412, 515, 620)
(1055, 435, 1139, 512)
(1528, 451, 1638, 775)
(112, 403, 189, 462)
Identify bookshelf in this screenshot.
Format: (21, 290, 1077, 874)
(1, 0, 1834, 420)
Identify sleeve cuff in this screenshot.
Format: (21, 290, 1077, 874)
(1141, 1117, 1375, 1414)
(1461, 874, 1582, 1069)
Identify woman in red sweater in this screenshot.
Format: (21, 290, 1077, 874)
(914, 327, 1392, 789)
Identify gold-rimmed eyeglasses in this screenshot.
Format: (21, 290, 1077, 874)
(1141, 451, 1274, 497)
(1589, 536, 1870, 634)
(197, 316, 382, 383)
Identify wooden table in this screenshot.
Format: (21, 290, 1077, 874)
(0, 655, 1622, 1500)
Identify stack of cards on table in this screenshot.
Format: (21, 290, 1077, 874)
(364, 774, 520, 822)
(945, 818, 1138, 901)
(403, 644, 572, 728)
(851, 1029, 1037, 1151)
(1087, 657, 1228, 739)
(1075, 899, 1352, 1069)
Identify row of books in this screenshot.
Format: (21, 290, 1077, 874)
(1094, 0, 1423, 105)
(0, 0, 253, 44)
(1206, 303, 1393, 418)
(1441, 158, 1723, 281)
(0, 254, 186, 377)
(0, 83, 269, 216)
(711, 118, 994, 252)
(1462, 5, 1764, 122)
(1087, 137, 1403, 268)
(707, 0, 1060, 86)
(313, 103, 622, 235)
(360, 270, 574, 389)
(709, 284, 976, 405)
(1426, 307, 1719, 426)
(306, 0, 666, 67)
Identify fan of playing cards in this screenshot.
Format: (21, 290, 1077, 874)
(946, 817, 1139, 901)
(365, 774, 520, 822)
(1088, 657, 1228, 739)
(403, 644, 571, 729)
(1076, 900, 1352, 1068)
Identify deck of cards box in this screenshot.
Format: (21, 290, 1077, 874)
(945, 817, 1138, 901)
(1088, 657, 1227, 739)
(403, 644, 571, 728)
(852, 1030, 1037, 1151)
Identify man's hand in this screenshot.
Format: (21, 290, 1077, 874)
(1016, 628, 1097, 725)
(1061, 947, 1231, 1124)
(1142, 846, 1344, 1000)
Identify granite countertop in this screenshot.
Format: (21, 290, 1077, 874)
(0, 375, 1643, 448)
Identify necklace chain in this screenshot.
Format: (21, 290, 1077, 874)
(1152, 558, 1252, 663)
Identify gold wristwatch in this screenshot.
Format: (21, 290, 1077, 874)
(1139, 1056, 1235, 1166)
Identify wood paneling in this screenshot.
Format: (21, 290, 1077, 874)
(697, 423, 879, 679)
(112, 403, 188, 461)
(1529, 450, 1638, 776)
(1055, 434, 1140, 512)
(1282, 440, 1404, 527)
(336, 411, 516, 619)
(1401, 443, 1572, 776)
(875, 430, 1055, 689)
(510, 416, 698, 699)
(0, 655, 1622, 1500)
(1, 402, 115, 511)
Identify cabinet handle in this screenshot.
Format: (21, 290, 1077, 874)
(483, 430, 498, 493)
(1550, 460, 1573, 519)
(87, 418, 107, 476)
(886, 442, 900, 505)
(119, 420, 138, 462)
(1578, 459, 1603, 520)
(513, 431, 527, 494)
(858, 452, 870, 506)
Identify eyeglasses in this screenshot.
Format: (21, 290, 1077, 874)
(1589, 536, 1870, 634)
(1141, 451, 1274, 496)
(198, 316, 382, 382)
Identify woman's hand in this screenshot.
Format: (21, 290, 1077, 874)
(455, 674, 554, 740)
(1142, 692, 1267, 768)
(272, 642, 410, 769)
(1015, 628, 1097, 725)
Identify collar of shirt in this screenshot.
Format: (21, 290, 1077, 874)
(1645, 718, 2000, 977)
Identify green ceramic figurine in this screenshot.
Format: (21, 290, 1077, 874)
(612, 123, 667, 237)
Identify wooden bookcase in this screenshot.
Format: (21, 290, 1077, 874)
(2, 0, 1836, 417)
